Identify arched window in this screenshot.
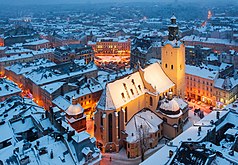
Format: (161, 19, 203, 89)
(150, 96, 153, 106)
(165, 64, 167, 68)
(171, 65, 173, 70)
(125, 107, 128, 123)
(118, 111, 120, 139)
(108, 113, 113, 142)
(180, 64, 182, 70)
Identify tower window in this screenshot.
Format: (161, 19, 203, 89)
(171, 65, 174, 70)
(138, 85, 141, 91)
(180, 65, 182, 70)
(150, 96, 153, 106)
(165, 64, 167, 68)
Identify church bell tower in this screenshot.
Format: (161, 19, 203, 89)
(161, 15, 185, 98)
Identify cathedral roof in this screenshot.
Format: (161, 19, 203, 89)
(143, 62, 175, 93)
(97, 71, 145, 110)
(96, 62, 175, 110)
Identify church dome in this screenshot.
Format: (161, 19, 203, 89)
(160, 99, 180, 111)
(158, 98, 181, 115)
(66, 104, 84, 116)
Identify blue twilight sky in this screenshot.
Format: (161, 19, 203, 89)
(0, 0, 236, 5)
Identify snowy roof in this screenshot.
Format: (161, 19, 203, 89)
(97, 62, 175, 110)
(160, 98, 180, 112)
(82, 147, 92, 156)
(97, 71, 145, 110)
(186, 65, 218, 80)
(5, 58, 56, 75)
(143, 62, 175, 93)
(11, 117, 34, 134)
(66, 104, 84, 116)
(182, 35, 238, 46)
(0, 48, 55, 63)
(214, 77, 238, 90)
(72, 131, 90, 143)
(0, 122, 13, 143)
(42, 82, 65, 94)
(224, 128, 238, 136)
(142, 108, 234, 165)
(125, 109, 163, 143)
(25, 62, 97, 85)
(53, 96, 71, 111)
(23, 39, 49, 46)
(0, 78, 21, 97)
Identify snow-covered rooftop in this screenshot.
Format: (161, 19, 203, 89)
(0, 78, 21, 97)
(125, 109, 163, 143)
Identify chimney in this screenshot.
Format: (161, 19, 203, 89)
(169, 150, 173, 158)
(216, 111, 220, 119)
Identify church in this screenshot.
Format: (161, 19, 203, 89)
(94, 15, 188, 158)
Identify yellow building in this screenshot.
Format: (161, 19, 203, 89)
(161, 15, 185, 98)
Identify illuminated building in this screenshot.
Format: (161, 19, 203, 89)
(94, 15, 188, 156)
(186, 64, 238, 107)
(0, 37, 4, 47)
(161, 15, 186, 98)
(88, 36, 130, 66)
(0, 49, 55, 76)
(5, 58, 56, 88)
(65, 98, 86, 132)
(24, 61, 97, 108)
(54, 44, 94, 64)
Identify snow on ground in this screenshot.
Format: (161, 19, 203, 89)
(183, 110, 205, 131)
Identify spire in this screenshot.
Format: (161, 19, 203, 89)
(171, 14, 176, 24)
(168, 14, 179, 41)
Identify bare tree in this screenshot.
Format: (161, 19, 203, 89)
(137, 124, 150, 162)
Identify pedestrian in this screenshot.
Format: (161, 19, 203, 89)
(110, 157, 112, 161)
